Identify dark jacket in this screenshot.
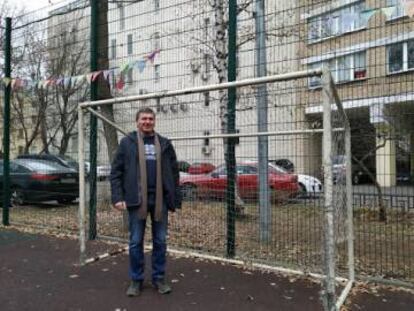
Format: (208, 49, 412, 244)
(110, 131, 182, 211)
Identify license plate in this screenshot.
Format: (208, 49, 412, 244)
(61, 178, 76, 184)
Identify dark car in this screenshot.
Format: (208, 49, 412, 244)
(0, 159, 79, 205)
(332, 155, 374, 185)
(269, 159, 295, 173)
(17, 153, 80, 171)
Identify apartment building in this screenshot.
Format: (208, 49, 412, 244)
(300, 0, 414, 186)
(107, 0, 304, 170)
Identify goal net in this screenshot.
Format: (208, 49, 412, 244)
(77, 68, 354, 310)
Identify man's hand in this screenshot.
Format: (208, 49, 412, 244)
(114, 201, 127, 211)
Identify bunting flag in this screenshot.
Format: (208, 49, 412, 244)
(120, 62, 130, 73)
(11, 79, 17, 90)
(86, 73, 94, 84)
(103, 69, 113, 82)
(4, 49, 161, 92)
(56, 78, 64, 86)
(3, 77, 11, 87)
(136, 59, 146, 73)
(146, 49, 160, 64)
(115, 76, 125, 90)
(91, 71, 102, 82)
(63, 77, 71, 89)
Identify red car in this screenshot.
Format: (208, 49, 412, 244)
(188, 162, 216, 175)
(180, 161, 298, 202)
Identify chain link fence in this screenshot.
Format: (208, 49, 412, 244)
(1, 0, 413, 287)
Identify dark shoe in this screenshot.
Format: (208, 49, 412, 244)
(126, 280, 142, 297)
(153, 279, 172, 294)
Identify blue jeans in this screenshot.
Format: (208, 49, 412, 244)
(128, 204, 168, 283)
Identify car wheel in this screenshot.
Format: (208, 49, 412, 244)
(11, 188, 25, 206)
(57, 197, 77, 204)
(181, 184, 198, 201)
(298, 183, 307, 198)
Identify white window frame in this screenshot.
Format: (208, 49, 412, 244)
(153, 32, 161, 51)
(387, 41, 414, 74)
(308, 52, 367, 88)
(308, 1, 366, 43)
(387, 0, 405, 20)
(154, 64, 160, 82)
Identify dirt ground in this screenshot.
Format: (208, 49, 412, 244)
(0, 227, 413, 311)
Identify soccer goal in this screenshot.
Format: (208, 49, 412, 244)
(77, 67, 354, 311)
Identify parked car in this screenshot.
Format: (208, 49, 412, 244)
(97, 165, 111, 181)
(188, 162, 216, 175)
(269, 159, 295, 173)
(296, 173, 323, 197)
(17, 153, 80, 171)
(332, 155, 373, 185)
(180, 161, 298, 202)
(0, 159, 79, 205)
(177, 161, 191, 173)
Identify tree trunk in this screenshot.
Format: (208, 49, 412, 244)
(352, 156, 387, 222)
(97, 0, 118, 163)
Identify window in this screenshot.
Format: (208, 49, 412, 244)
(203, 131, 210, 146)
(388, 40, 414, 73)
(118, 4, 125, 30)
(153, 32, 160, 51)
(127, 34, 133, 55)
(154, 64, 160, 82)
(154, 0, 160, 12)
(156, 98, 161, 112)
(110, 39, 116, 59)
(308, 52, 367, 87)
(18, 129, 24, 139)
(387, 0, 405, 20)
(127, 68, 133, 84)
(203, 92, 210, 107)
(308, 1, 366, 43)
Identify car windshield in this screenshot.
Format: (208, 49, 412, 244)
(15, 159, 70, 172)
(268, 163, 288, 174)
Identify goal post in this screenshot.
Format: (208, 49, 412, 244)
(321, 66, 355, 311)
(77, 68, 354, 311)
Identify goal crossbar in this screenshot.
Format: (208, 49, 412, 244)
(79, 69, 323, 109)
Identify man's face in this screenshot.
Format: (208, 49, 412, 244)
(137, 112, 155, 135)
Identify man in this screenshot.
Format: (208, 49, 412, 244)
(110, 107, 181, 297)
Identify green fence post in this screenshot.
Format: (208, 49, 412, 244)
(226, 0, 237, 258)
(89, 0, 99, 239)
(2, 17, 12, 226)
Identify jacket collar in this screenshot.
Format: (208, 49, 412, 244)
(128, 130, 168, 151)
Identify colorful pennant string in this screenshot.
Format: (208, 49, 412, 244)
(3, 49, 160, 92)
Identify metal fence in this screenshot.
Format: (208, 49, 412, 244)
(1, 0, 413, 288)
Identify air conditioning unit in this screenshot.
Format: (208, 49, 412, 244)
(201, 72, 209, 81)
(190, 61, 201, 73)
(201, 145, 212, 155)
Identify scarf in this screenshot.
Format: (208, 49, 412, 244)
(137, 131, 163, 222)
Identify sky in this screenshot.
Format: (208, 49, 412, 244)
(13, 0, 53, 11)
(11, 0, 71, 13)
